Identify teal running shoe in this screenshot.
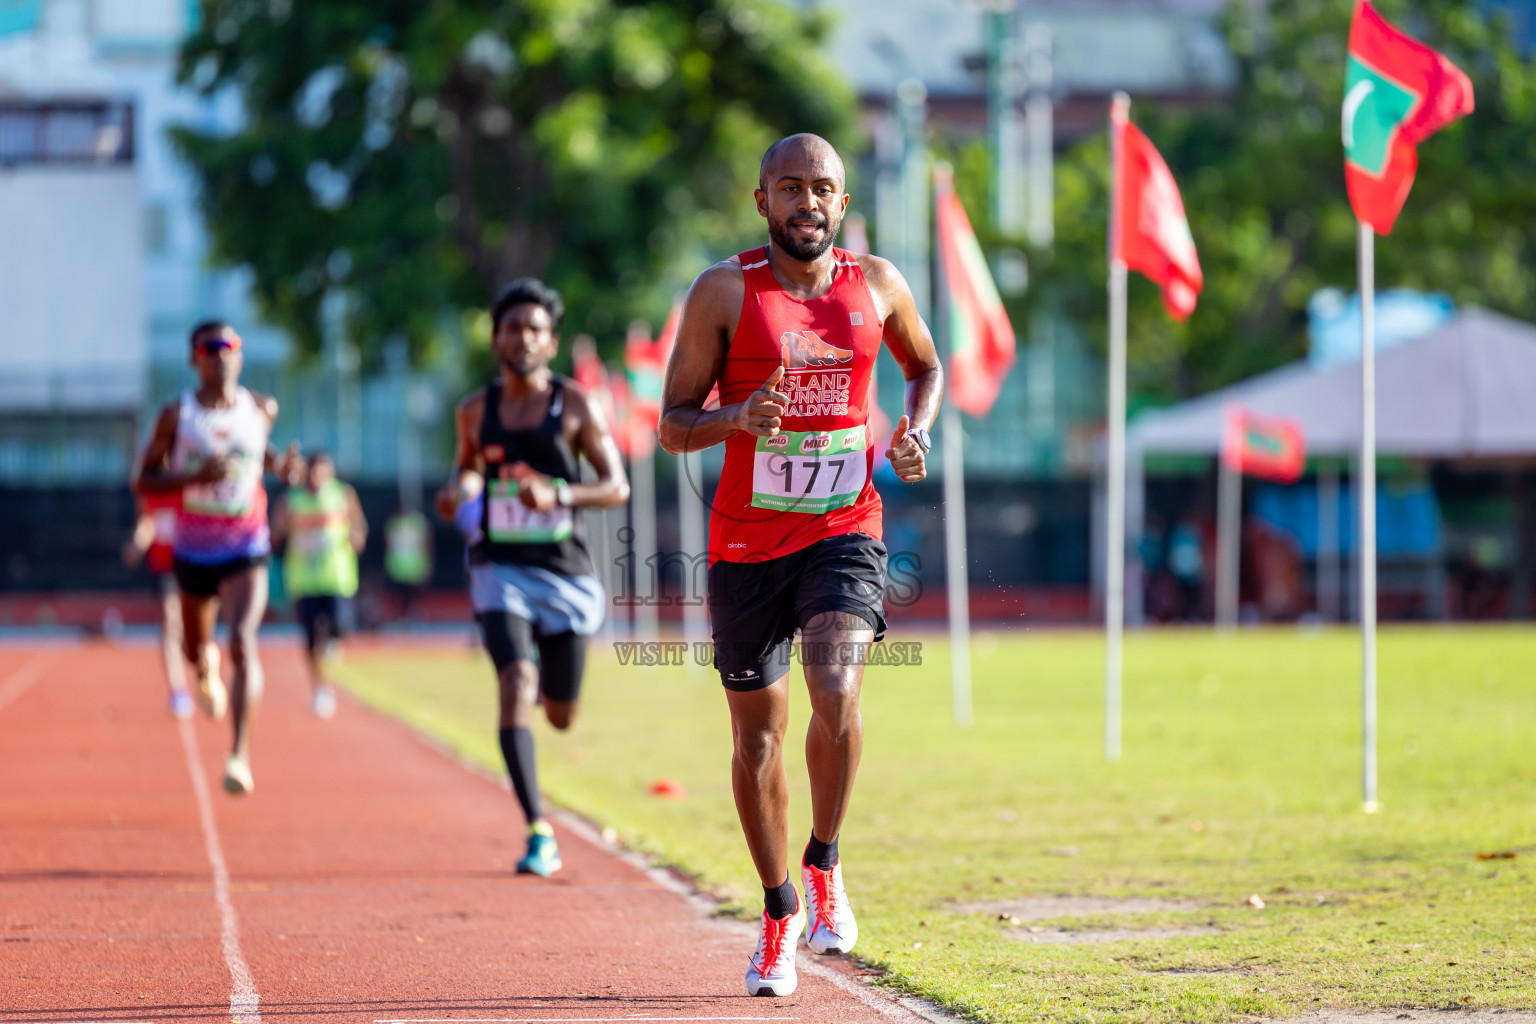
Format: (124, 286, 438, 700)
(515, 823, 563, 877)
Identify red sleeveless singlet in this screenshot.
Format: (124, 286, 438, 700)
(708, 246, 884, 564)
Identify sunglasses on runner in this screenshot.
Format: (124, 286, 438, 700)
(197, 333, 243, 355)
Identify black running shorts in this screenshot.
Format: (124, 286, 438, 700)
(297, 594, 353, 647)
(707, 531, 888, 692)
(173, 555, 268, 599)
(476, 612, 586, 704)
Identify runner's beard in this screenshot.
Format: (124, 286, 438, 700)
(769, 213, 838, 262)
(501, 352, 548, 378)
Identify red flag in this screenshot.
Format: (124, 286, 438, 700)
(622, 324, 661, 460)
(934, 165, 1016, 417)
(571, 334, 608, 396)
(1111, 104, 1203, 321)
(605, 362, 639, 459)
(1222, 406, 1306, 483)
(1343, 1, 1474, 236)
(570, 334, 620, 438)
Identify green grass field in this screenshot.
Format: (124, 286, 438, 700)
(335, 626, 1536, 1022)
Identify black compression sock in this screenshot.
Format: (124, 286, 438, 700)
(764, 874, 798, 920)
(804, 831, 839, 871)
(498, 726, 542, 824)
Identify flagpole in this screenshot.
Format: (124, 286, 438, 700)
(935, 167, 974, 730)
(1359, 220, 1379, 814)
(632, 446, 658, 643)
(677, 449, 707, 676)
(1215, 447, 1241, 632)
(1105, 92, 1130, 763)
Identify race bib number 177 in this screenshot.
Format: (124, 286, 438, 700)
(487, 480, 575, 543)
(750, 428, 868, 514)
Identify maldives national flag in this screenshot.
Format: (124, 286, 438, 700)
(1222, 406, 1306, 484)
(1112, 104, 1202, 321)
(1343, 0, 1474, 236)
(934, 165, 1016, 417)
(621, 299, 685, 459)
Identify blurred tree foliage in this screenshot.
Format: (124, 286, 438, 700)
(172, 0, 854, 368)
(1034, 0, 1536, 402)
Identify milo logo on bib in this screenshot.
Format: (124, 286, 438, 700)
(751, 428, 868, 514)
(487, 479, 575, 543)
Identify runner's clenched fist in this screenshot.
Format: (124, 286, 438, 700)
(736, 365, 790, 437)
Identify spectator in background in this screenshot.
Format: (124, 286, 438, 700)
(385, 505, 434, 621)
(271, 451, 367, 719)
(1167, 517, 1207, 622)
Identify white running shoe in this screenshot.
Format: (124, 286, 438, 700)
(311, 684, 337, 720)
(194, 645, 227, 721)
(745, 889, 805, 997)
(223, 754, 254, 795)
(802, 857, 858, 955)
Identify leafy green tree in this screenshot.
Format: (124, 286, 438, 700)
(173, 0, 855, 366)
(1035, 0, 1536, 402)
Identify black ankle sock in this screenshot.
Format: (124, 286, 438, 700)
(804, 832, 838, 871)
(763, 874, 798, 920)
(498, 726, 541, 824)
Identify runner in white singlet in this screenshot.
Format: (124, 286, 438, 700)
(133, 320, 302, 796)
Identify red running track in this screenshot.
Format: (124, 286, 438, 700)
(0, 642, 941, 1024)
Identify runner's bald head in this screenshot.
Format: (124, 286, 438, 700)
(758, 134, 845, 192)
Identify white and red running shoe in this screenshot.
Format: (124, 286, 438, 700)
(802, 857, 858, 955)
(744, 888, 805, 997)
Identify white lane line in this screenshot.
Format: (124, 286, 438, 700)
(0, 652, 58, 715)
(176, 716, 261, 1023)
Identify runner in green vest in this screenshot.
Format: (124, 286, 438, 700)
(272, 451, 367, 719)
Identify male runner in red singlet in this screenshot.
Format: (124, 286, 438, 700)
(122, 493, 194, 719)
(660, 134, 942, 997)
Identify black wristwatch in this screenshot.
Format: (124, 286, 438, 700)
(908, 427, 933, 453)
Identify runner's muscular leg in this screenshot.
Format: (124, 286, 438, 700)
(726, 677, 791, 888)
(160, 586, 187, 694)
(220, 567, 268, 758)
(180, 590, 219, 674)
(535, 631, 585, 731)
(800, 610, 870, 847)
(497, 660, 540, 728)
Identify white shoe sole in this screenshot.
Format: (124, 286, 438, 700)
(807, 921, 858, 956)
(745, 970, 798, 997)
(745, 911, 804, 997)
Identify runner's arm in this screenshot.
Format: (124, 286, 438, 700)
(863, 255, 942, 484)
(345, 484, 368, 553)
(569, 387, 630, 507)
(435, 393, 485, 522)
(660, 263, 755, 454)
(864, 256, 942, 433)
(122, 505, 154, 567)
(270, 494, 290, 548)
(133, 403, 212, 493)
(252, 393, 304, 484)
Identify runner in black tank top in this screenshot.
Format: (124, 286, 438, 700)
(473, 376, 593, 577)
(436, 278, 630, 878)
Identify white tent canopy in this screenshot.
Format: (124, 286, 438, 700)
(1130, 309, 1536, 458)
